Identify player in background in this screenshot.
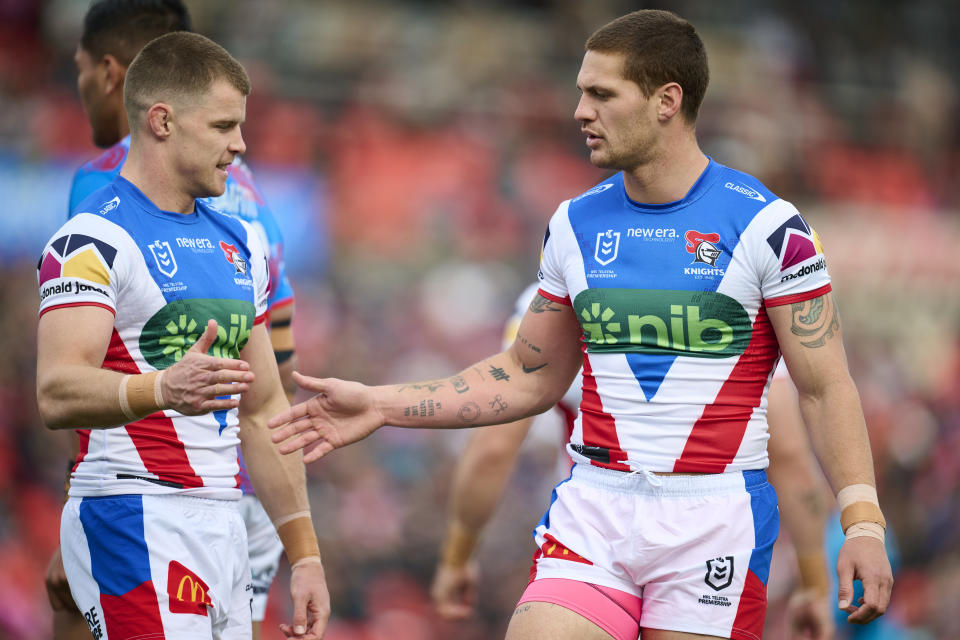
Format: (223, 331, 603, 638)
(431, 286, 835, 640)
(37, 31, 327, 639)
(270, 10, 893, 640)
(45, 3, 299, 638)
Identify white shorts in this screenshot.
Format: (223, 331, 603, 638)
(527, 464, 778, 640)
(238, 494, 284, 621)
(61, 494, 252, 640)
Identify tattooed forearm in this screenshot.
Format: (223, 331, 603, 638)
(458, 402, 481, 423)
(489, 394, 508, 415)
(529, 294, 562, 314)
(517, 334, 542, 354)
(488, 365, 510, 381)
(522, 362, 548, 374)
(790, 295, 840, 348)
(404, 399, 442, 417)
(450, 375, 470, 394)
(398, 381, 445, 393)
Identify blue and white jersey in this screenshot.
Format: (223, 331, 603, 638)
(537, 159, 831, 474)
(40, 176, 269, 499)
(70, 136, 294, 497)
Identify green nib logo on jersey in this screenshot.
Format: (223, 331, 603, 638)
(580, 303, 621, 345)
(573, 289, 751, 358)
(140, 299, 256, 369)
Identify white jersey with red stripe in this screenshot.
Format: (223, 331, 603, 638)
(537, 159, 830, 474)
(38, 176, 269, 499)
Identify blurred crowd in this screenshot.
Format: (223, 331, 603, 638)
(1, 0, 959, 638)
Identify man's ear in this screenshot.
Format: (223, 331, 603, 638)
(146, 103, 174, 139)
(101, 54, 127, 97)
(656, 82, 683, 121)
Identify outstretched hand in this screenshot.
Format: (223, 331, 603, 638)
(268, 371, 384, 463)
(161, 319, 254, 415)
(836, 536, 893, 624)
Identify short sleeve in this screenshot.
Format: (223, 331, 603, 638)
(537, 201, 572, 304)
(243, 220, 270, 323)
(38, 214, 128, 317)
(753, 203, 832, 307)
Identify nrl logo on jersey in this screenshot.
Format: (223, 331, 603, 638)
(148, 240, 178, 278)
(594, 229, 620, 266)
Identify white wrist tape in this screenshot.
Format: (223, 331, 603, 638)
(118, 375, 137, 421)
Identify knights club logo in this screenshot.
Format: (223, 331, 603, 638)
(219, 241, 247, 275)
(148, 240, 177, 278)
(594, 229, 621, 266)
(684, 230, 722, 266)
(705, 556, 735, 591)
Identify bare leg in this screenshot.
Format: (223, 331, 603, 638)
(641, 628, 727, 639)
(505, 601, 615, 640)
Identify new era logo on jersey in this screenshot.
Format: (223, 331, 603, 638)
(594, 229, 620, 266)
(219, 241, 247, 275)
(724, 181, 766, 202)
(38, 233, 117, 288)
(148, 240, 177, 278)
(766, 214, 824, 274)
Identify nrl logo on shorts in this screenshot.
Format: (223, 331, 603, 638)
(148, 240, 178, 278)
(594, 229, 620, 266)
(705, 556, 734, 591)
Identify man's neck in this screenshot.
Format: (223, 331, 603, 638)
(622, 137, 709, 205)
(120, 147, 194, 214)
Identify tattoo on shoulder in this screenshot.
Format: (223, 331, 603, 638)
(398, 381, 444, 393)
(529, 295, 562, 314)
(789, 295, 840, 348)
(513, 605, 532, 617)
(457, 402, 481, 423)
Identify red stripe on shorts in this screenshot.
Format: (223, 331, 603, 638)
(673, 306, 779, 473)
(731, 568, 767, 640)
(100, 580, 165, 639)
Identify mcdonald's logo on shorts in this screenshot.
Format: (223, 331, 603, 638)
(167, 560, 212, 615)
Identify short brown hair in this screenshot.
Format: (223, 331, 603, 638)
(586, 10, 708, 123)
(124, 31, 251, 121)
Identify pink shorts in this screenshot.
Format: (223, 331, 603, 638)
(518, 578, 641, 640)
(521, 464, 778, 640)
